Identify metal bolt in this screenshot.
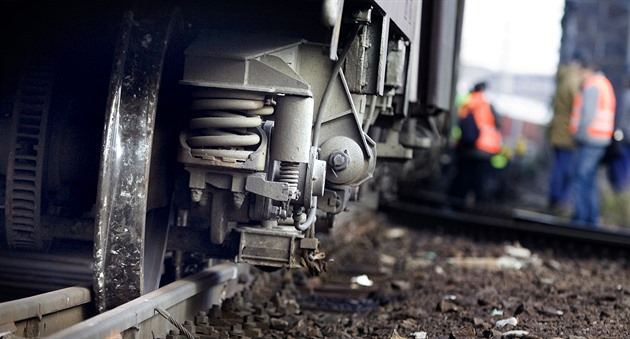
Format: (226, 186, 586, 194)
(191, 189, 203, 203)
(195, 311, 209, 325)
(328, 150, 349, 171)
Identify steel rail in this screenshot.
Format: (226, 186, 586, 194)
(382, 200, 630, 248)
(0, 286, 92, 337)
(46, 263, 249, 339)
(0, 251, 93, 301)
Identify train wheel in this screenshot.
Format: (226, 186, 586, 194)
(93, 8, 179, 313)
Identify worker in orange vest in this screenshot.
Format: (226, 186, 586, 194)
(569, 59, 616, 226)
(449, 82, 503, 205)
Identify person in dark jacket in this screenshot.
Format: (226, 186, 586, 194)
(449, 82, 503, 205)
(547, 57, 583, 216)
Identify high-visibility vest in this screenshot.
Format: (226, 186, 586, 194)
(570, 74, 616, 141)
(459, 92, 502, 154)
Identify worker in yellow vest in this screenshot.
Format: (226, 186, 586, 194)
(449, 82, 503, 205)
(569, 59, 616, 226)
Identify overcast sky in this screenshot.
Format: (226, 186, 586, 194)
(460, 0, 565, 75)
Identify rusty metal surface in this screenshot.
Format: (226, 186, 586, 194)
(94, 10, 175, 312)
(0, 286, 92, 337)
(47, 264, 249, 339)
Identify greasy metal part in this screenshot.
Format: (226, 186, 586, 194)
(237, 226, 303, 268)
(385, 39, 407, 89)
(319, 187, 351, 214)
(269, 95, 313, 203)
(0, 286, 92, 338)
(303, 147, 327, 210)
(345, 9, 387, 95)
(4, 58, 55, 250)
(209, 187, 230, 245)
(270, 96, 313, 164)
(180, 32, 311, 96)
(294, 196, 318, 232)
(94, 10, 174, 313)
(245, 174, 290, 202)
(352, 7, 373, 23)
(320, 136, 366, 185)
(185, 97, 266, 161)
(48, 264, 250, 339)
(178, 90, 270, 171)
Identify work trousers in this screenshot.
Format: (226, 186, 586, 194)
(549, 147, 574, 207)
(571, 144, 606, 226)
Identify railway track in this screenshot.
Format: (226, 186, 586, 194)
(382, 194, 630, 250)
(2, 195, 629, 338)
(0, 250, 92, 301)
(0, 263, 250, 338)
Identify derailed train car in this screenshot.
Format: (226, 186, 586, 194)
(0, 0, 463, 311)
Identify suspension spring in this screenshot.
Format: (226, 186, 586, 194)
(186, 88, 274, 161)
(278, 161, 300, 199)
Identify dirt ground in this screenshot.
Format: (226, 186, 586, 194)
(244, 205, 630, 339)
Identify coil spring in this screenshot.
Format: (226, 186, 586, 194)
(278, 161, 299, 197)
(186, 89, 274, 161)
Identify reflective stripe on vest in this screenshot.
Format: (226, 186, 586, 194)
(570, 74, 616, 140)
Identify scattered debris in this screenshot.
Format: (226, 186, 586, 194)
(405, 258, 434, 270)
(411, 331, 428, 339)
(491, 308, 504, 316)
(437, 299, 459, 313)
(390, 328, 406, 339)
(504, 244, 531, 258)
(495, 317, 518, 329)
(385, 228, 408, 239)
(380, 253, 397, 266)
(351, 274, 373, 287)
(545, 259, 562, 271)
(536, 307, 564, 317)
(198, 202, 630, 338)
(450, 326, 476, 338)
(391, 280, 411, 291)
(501, 330, 530, 337)
(446, 256, 524, 270)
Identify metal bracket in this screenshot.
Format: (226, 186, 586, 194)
(236, 226, 303, 268)
(245, 173, 290, 202)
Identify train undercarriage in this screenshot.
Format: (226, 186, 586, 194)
(0, 0, 463, 312)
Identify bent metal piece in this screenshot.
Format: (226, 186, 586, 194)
(94, 10, 175, 313)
